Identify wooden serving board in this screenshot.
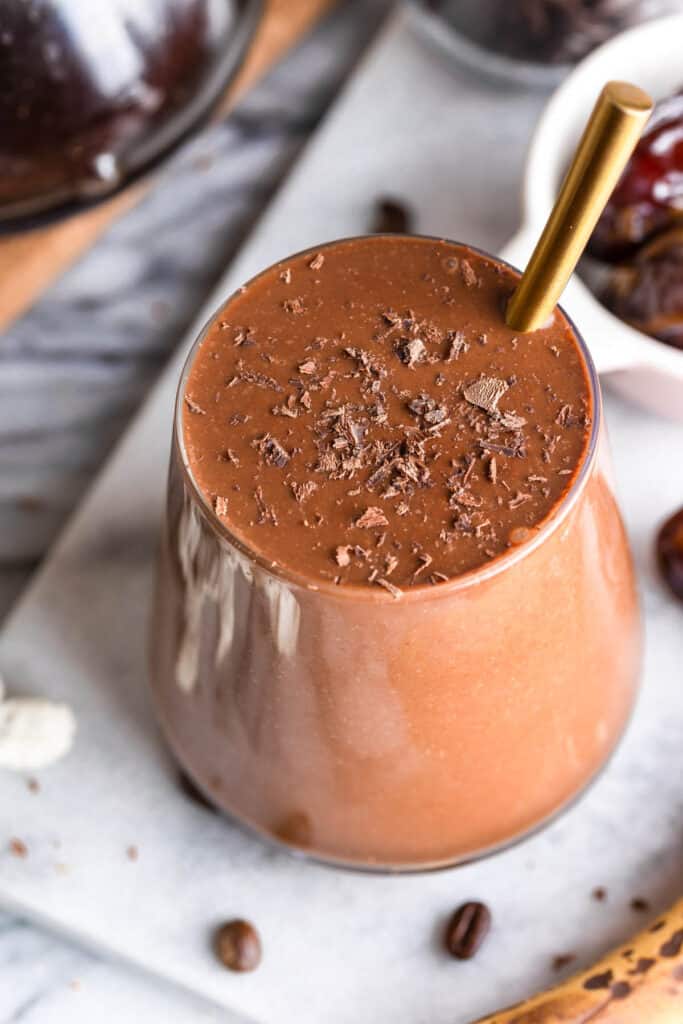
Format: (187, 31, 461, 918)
(0, 0, 335, 334)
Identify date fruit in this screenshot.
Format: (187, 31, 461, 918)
(657, 505, 683, 601)
(590, 90, 683, 262)
(601, 228, 683, 349)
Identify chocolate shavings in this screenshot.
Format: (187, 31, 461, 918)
(254, 486, 278, 526)
(335, 545, 352, 567)
(230, 369, 283, 392)
(253, 434, 291, 468)
(185, 396, 205, 415)
(460, 259, 479, 288)
(398, 338, 427, 368)
(446, 331, 469, 361)
(355, 507, 389, 529)
(376, 577, 402, 599)
(290, 481, 316, 505)
(463, 377, 509, 416)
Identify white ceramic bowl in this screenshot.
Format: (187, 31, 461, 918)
(500, 14, 683, 420)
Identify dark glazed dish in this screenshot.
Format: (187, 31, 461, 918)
(0, 0, 261, 223)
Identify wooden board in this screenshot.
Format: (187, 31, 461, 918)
(0, 0, 335, 334)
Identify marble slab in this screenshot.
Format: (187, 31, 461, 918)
(1, 8, 682, 1024)
(0, 911, 241, 1024)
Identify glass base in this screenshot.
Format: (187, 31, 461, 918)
(170, 702, 637, 876)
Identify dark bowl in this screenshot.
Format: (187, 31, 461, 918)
(0, 0, 263, 225)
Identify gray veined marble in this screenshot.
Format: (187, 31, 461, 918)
(0, 912, 238, 1022)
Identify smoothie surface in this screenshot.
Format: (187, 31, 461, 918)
(182, 236, 592, 591)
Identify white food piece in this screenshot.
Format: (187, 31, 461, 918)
(0, 698, 77, 770)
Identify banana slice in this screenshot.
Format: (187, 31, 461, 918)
(473, 898, 683, 1023)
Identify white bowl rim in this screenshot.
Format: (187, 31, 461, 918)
(520, 13, 683, 377)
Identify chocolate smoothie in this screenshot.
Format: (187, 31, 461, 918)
(150, 236, 641, 868)
(183, 237, 591, 588)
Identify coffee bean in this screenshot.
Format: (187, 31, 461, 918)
(657, 507, 683, 601)
(445, 901, 491, 959)
(214, 919, 262, 972)
(372, 197, 413, 235)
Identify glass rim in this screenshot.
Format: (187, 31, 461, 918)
(172, 233, 602, 603)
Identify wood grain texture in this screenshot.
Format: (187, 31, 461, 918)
(0, 0, 335, 334)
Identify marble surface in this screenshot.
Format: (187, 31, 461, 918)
(2, 6, 683, 1022)
(0, 2, 389, 1020)
(0, 911, 237, 1023)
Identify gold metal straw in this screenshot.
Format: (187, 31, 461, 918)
(506, 81, 653, 332)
